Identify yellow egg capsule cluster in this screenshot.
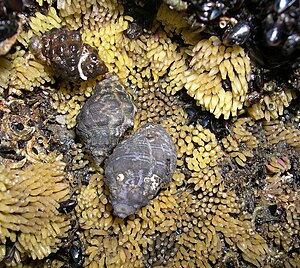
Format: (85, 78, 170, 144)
(184, 36, 250, 119)
(0, 161, 70, 265)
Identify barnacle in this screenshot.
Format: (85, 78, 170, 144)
(1, 114, 35, 142)
(248, 89, 297, 121)
(24, 135, 58, 164)
(0, 160, 70, 265)
(184, 36, 251, 119)
(0, 102, 63, 167)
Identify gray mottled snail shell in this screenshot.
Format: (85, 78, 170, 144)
(29, 26, 108, 83)
(104, 123, 177, 218)
(76, 73, 136, 166)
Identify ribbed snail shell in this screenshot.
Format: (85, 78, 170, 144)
(29, 26, 108, 83)
(105, 123, 177, 218)
(76, 73, 136, 166)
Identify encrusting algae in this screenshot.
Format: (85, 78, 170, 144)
(0, 0, 300, 267)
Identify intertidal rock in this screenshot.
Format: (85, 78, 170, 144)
(29, 26, 108, 83)
(76, 74, 136, 166)
(105, 123, 177, 218)
(0, 0, 24, 55)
